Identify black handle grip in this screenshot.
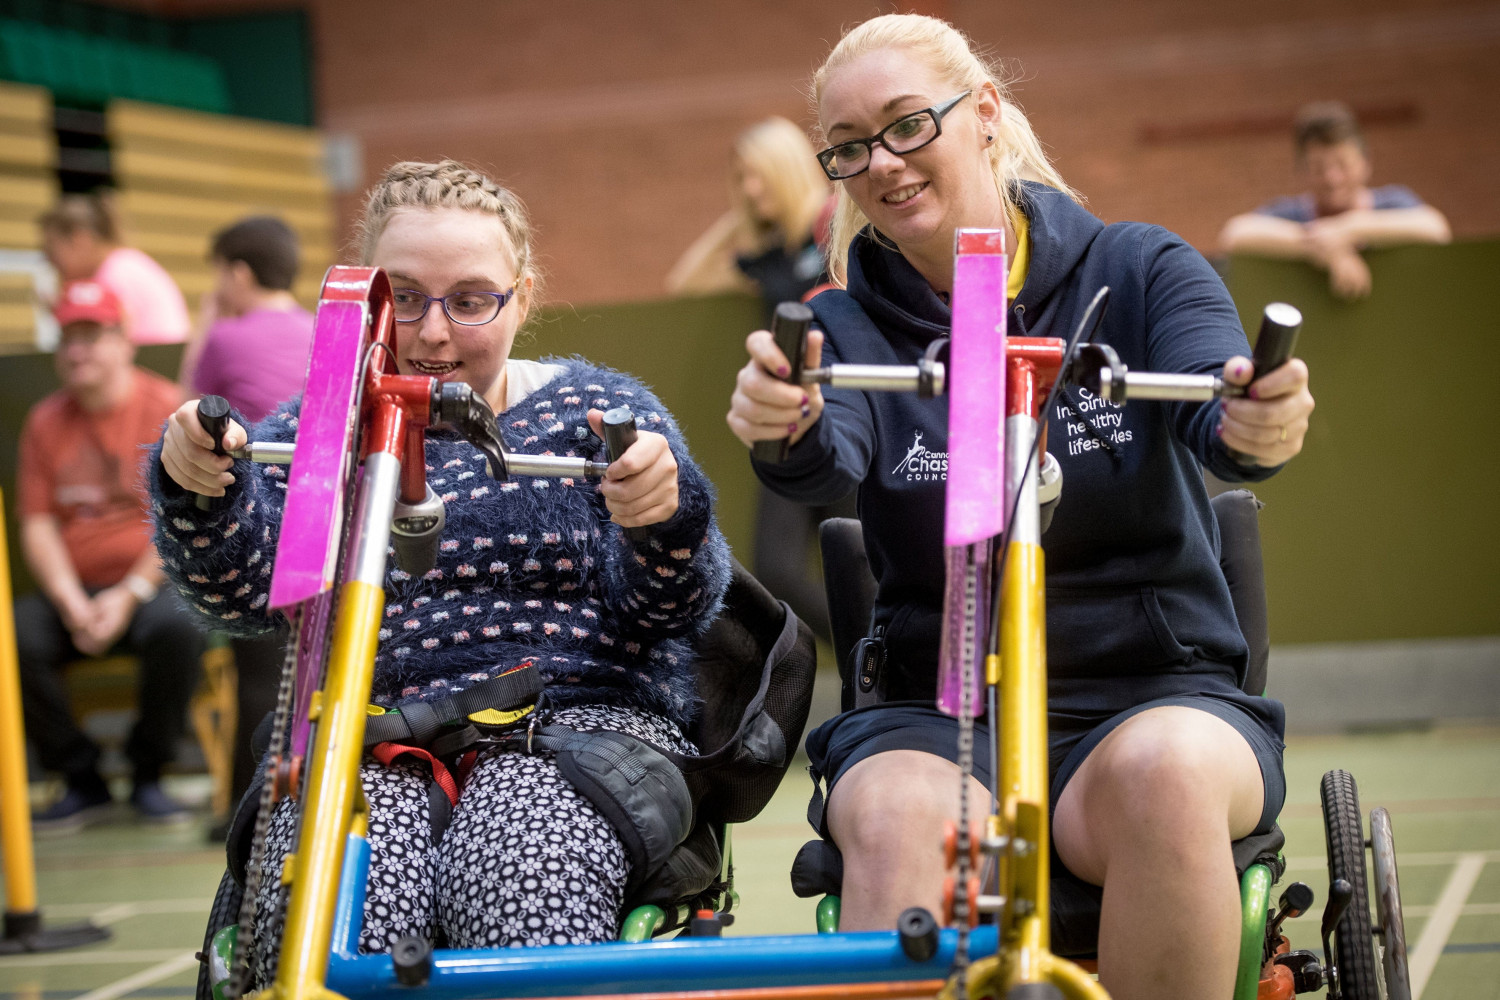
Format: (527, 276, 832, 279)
(751, 301, 815, 464)
(602, 406, 650, 543)
(194, 394, 232, 511)
(1227, 303, 1303, 465)
(1248, 302, 1302, 382)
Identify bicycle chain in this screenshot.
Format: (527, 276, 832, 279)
(952, 548, 979, 994)
(225, 601, 302, 999)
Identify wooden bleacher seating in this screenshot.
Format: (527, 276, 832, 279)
(0, 79, 57, 352)
(107, 99, 335, 309)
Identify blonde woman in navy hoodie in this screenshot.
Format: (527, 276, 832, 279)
(727, 15, 1314, 1000)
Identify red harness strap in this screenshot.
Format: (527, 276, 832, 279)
(370, 742, 478, 808)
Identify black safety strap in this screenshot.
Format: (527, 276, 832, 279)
(362, 663, 543, 748)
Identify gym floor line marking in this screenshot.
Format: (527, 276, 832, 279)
(1404, 902, 1500, 917)
(71, 952, 200, 1000)
(1410, 853, 1487, 1000)
(39, 900, 208, 921)
(0, 949, 186, 967)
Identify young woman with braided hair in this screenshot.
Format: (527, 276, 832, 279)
(153, 159, 731, 979)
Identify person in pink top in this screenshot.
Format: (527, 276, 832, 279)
(180, 215, 314, 422)
(39, 193, 190, 346)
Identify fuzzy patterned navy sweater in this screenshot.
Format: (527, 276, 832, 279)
(149, 358, 731, 728)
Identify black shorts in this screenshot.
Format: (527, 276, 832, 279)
(804, 688, 1286, 838)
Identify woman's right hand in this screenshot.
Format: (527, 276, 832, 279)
(727, 327, 824, 452)
(159, 398, 247, 497)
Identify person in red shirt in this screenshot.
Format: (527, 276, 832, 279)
(15, 279, 204, 831)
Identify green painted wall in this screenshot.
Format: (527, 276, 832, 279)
(1224, 241, 1500, 642)
(5, 247, 1496, 644)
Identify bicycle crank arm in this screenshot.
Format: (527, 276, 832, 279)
(503, 453, 612, 479)
(228, 442, 297, 464)
(803, 361, 945, 397)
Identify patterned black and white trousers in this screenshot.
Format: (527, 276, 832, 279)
(249, 704, 692, 985)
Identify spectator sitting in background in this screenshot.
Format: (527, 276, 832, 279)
(668, 117, 852, 643)
(177, 215, 314, 832)
(38, 193, 191, 344)
(666, 116, 835, 317)
(1219, 100, 1451, 300)
(15, 280, 204, 833)
(179, 215, 314, 422)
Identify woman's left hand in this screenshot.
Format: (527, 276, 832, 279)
(587, 410, 680, 528)
(1218, 355, 1315, 466)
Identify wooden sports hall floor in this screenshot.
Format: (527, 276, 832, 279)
(2, 724, 1496, 999)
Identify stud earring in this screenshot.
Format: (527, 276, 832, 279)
(985, 135, 994, 142)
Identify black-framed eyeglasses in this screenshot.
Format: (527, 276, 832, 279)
(392, 287, 515, 326)
(816, 91, 972, 180)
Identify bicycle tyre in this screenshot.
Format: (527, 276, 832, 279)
(196, 869, 244, 1000)
(1370, 807, 1411, 1000)
(1321, 769, 1380, 999)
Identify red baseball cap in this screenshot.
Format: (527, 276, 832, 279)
(53, 280, 124, 328)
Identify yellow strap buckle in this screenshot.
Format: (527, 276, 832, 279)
(468, 703, 536, 728)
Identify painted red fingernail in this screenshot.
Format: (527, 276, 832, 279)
(1248, 386, 1260, 400)
(801, 394, 809, 406)
(776, 365, 790, 378)
(787, 422, 799, 434)
(1215, 424, 1223, 437)
(801, 405, 811, 418)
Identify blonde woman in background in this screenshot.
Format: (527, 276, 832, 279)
(670, 116, 852, 642)
(667, 116, 834, 317)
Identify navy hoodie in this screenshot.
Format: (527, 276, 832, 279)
(756, 182, 1281, 712)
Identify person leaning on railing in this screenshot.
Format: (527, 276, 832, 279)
(1218, 100, 1451, 300)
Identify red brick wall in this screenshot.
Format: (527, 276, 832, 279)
(298, 0, 1498, 305)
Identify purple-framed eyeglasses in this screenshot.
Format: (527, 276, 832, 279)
(392, 287, 515, 326)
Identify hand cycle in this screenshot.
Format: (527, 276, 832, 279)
(757, 229, 1409, 1000)
(193, 265, 680, 1000)
(200, 265, 994, 1000)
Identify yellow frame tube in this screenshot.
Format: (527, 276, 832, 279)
(973, 538, 1106, 999)
(0, 488, 39, 916)
(264, 578, 385, 1000)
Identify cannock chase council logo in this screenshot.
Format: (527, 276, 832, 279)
(891, 430, 948, 482)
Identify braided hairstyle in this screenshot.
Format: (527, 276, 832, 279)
(357, 159, 542, 308)
(811, 14, 1079, 287)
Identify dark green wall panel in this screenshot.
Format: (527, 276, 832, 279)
(1225, 242, 1500, 642)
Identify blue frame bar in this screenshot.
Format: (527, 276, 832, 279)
(331, 832, 371, 960)
(325, 926, 998, 998)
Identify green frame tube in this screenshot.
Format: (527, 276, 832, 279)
(1235, 861, 1274, 1000)
(815, 895, 841, 935)
(619, 905, 666, 943)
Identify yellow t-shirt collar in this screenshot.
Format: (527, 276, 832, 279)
(1007, 206, 1031, 303)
